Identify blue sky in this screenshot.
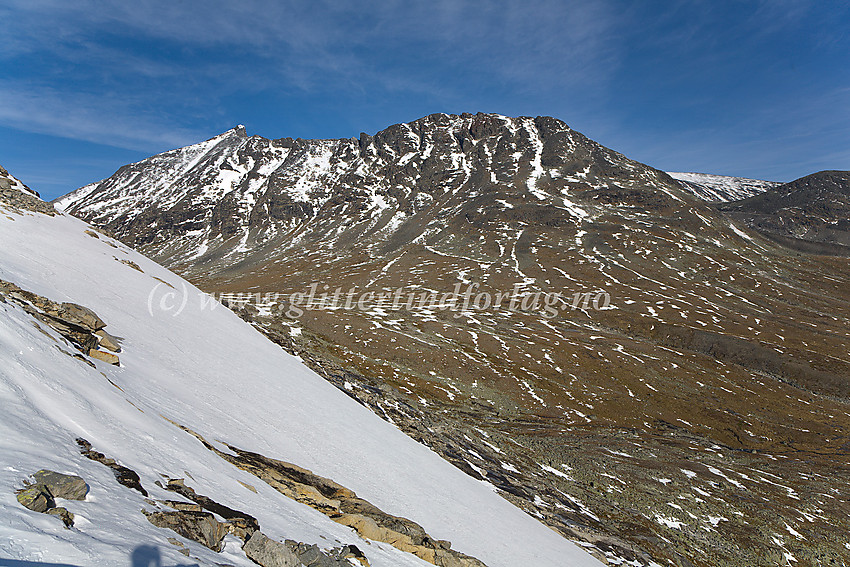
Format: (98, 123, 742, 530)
(1, 0, 848, 200)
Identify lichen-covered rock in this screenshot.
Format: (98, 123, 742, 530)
(15, 484, 54, 512)
(33, 469, 88, 500)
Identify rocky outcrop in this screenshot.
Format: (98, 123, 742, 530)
(0, 280, 121, 366)
(14, 470, 87, 528)
(243, 531, 368, 567)
(144, 477, 370, 566)
(0, 279, 121, 365)
(0, 164, 56, 215)
(76, 438, 147, 496)
(160, 478, 259, 541)
(169, 420, 488, 567)
(144, 510, 228, 551)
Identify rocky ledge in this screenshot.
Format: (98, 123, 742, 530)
(0, 279, 122, 366)
(0, 164, 56, 215)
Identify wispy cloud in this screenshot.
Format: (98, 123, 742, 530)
(0, 0, 846, 184)
(1, 0, 623, 149)
(0, 82, 205, 151)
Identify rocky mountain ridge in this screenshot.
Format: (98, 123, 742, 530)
(719, 170, 850, 255)
(56, 113, 699, 276)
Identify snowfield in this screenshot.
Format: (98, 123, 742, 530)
(666, 171, 781, 202)
(0, 207, 602, 566)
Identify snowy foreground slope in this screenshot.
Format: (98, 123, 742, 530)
(0, 207, 602, 565)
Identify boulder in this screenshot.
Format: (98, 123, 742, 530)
(144, 510, 227, 551)
(243, 531, 300, 567)
(15, 484, 54, 512)
(57, 303, 106, 332)
(32, 470, 88, 500)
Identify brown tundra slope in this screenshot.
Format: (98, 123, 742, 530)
(58, 113, 850, 567)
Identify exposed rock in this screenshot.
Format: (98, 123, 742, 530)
(15, 484, 54, 512)
(144, 510, 227, 551)
(46, 506, 75, 528)
(169, 421, 487, 567)
(95, 329, 122, 352)
(88, 348, 120, 365)
(76, 438, 148, 496)
(284, 540, 361, 567)
(162, 478, 259, 541)
(0, 164, 56, 215)
(0, 279, 115, 363)
(158, 499, 204, 512)
(243, 531, 300, 567)
(116, 257, 144, 272)
(51, 303, 106, 332)
(32, 469, 88, 500)
(243, 531, 363, 567)
(167, 536, 192, 556)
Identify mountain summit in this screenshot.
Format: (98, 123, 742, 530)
(56, 113, 698, 275)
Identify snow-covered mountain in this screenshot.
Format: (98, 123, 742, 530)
(666, 171, 781, 202)
(53, 117, 850, 567)
(55, 114, 695, 278)
(1, 177, 603, 565)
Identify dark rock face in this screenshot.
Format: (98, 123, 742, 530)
(720, 170, 850, 255)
